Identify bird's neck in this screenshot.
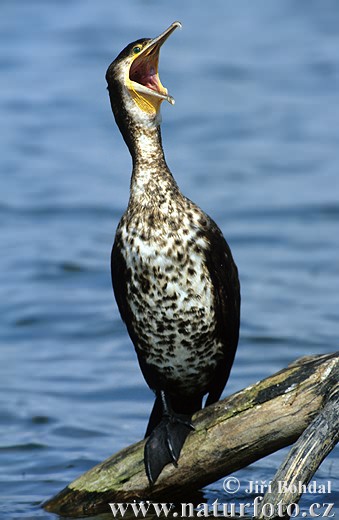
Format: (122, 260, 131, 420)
(109, 87, 179, 205)
(128, 120, 179, 206)
(130, 117, 166, 170)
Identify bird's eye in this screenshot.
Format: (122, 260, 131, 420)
(133, 46, 142, 54)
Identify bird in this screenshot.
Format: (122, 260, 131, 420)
(106, 21, 240, 485)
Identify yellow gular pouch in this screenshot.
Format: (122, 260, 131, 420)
(130, 87, 161, 115)
(127, 78, 164, 115)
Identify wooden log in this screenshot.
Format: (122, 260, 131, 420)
(44, 352, 338, 518)
(256, 379, 339, 519)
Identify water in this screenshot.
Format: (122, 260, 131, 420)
(1, 1, 338, 518)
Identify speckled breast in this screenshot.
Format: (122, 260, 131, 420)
(118, 204, 224, 396)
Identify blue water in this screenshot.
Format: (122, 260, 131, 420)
(1, 1, 338, 518)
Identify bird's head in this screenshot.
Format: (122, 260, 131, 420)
(106, 21, 181, 121)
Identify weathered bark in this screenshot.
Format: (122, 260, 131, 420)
(44, 352, 338, 518)
(256, 376, 339, 519)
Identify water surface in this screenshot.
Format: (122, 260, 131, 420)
(1, 1, 338, 518)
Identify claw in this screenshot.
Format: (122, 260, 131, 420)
(165, 422, 179, 465)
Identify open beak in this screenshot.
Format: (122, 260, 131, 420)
(129, 21, 182, 108)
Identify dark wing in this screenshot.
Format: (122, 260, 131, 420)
(111, 233, 129, 324)
(203, 218, 240, 406)
(111, 231, 161, 391)
(111, 232, 140, 347)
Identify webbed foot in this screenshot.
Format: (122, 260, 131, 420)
(144, 411, 194, 484)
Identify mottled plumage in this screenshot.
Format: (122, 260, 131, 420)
(106, 22, 240, 484)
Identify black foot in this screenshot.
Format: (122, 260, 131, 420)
(144, 411, 194, 485)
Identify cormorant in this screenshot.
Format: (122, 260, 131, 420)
(106, 22, 240, 484)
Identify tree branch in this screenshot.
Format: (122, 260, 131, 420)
(44, 351, 338, 518)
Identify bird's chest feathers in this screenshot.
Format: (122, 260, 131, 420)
(121, 214, 212, 312)
(119, 208, 217, 353)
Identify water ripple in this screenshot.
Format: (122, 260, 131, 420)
(0, 1, 338, 518)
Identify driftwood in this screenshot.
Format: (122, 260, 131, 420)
(44, 352, 338, 518)
(256, 375, 339, 519)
